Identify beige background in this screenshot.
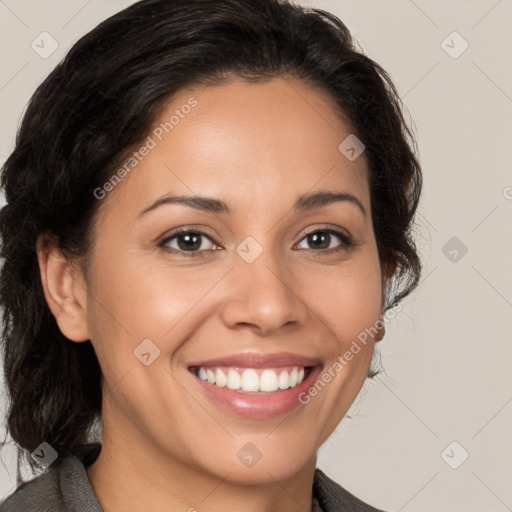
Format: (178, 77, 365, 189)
(1, 1, 511, 511)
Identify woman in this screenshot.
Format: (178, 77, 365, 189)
(0, 0, 422, 510)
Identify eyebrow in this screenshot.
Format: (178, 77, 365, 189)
(138, 190, 366, 218)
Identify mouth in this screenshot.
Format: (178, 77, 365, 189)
(189, 366, 312, 393)
(187, 352, 322, 419)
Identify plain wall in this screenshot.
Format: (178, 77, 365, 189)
(0, 1, 511, 511)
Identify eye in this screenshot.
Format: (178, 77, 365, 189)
(295, 227, 354, 253)
(159, 228, 218, 258)
(159, 226, 354, 258)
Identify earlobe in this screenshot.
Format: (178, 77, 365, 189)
(375, 322, 386, 343)
(36, 233, 90, 342)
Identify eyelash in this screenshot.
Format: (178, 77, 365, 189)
(158, 226, 354, 258)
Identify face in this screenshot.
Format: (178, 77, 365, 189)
(75, 77, 385, 484)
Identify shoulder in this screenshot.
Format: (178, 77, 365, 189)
(0, 469, 61, 512)
(313, 468, 388, 512)
(0, 443, 102, 512)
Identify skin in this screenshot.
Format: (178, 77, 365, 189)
(37, 76, 388, 512)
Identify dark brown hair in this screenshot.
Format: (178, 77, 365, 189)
(0, 0, 421, 483)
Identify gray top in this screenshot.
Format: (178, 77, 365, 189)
(0, 443, 387, 511)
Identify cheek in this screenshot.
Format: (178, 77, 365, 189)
(291, 255, 383, 441)
(89, 244, 383, 344)
(86, 253, 215, 362)
(86, 234, 383, 375)
(301, 256, 383, 347)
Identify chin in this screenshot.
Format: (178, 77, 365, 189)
(192, 434, 319, 486)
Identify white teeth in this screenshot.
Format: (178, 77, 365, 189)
(241, 369, 259, 392)
(278, 370, 290, 390)
(227, 369, 241, 390)
(215, 368, 227, 387)
(260, 369, 279, 392)
(289, 367, 298, 387)
(195, 366, 308, 393)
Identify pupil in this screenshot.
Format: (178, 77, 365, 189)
(176, 232, 332, 252)
(309, 232, 329, 249)
(179, 233, 201, 251)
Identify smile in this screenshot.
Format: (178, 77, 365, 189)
(187, 352, 322, 419)
(191, 366, 309, 393)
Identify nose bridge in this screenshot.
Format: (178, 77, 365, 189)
(237, 231, 289, 287)
(220, 234, 308, 334)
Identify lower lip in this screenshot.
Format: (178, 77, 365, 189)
(191, 366, 323, 419)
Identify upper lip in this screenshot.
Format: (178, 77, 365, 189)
(188, 351, 322, 369)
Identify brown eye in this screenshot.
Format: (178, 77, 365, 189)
(296, 228, 353, 252)
(160, 229, 217, 257)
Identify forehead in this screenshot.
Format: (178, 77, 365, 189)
(97, 77, 370, 222)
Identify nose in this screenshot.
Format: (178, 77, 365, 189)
(219, 247, 310, 336)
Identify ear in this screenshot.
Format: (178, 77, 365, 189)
(375, 260, 397, 343)
(36, 232, 90, 342)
